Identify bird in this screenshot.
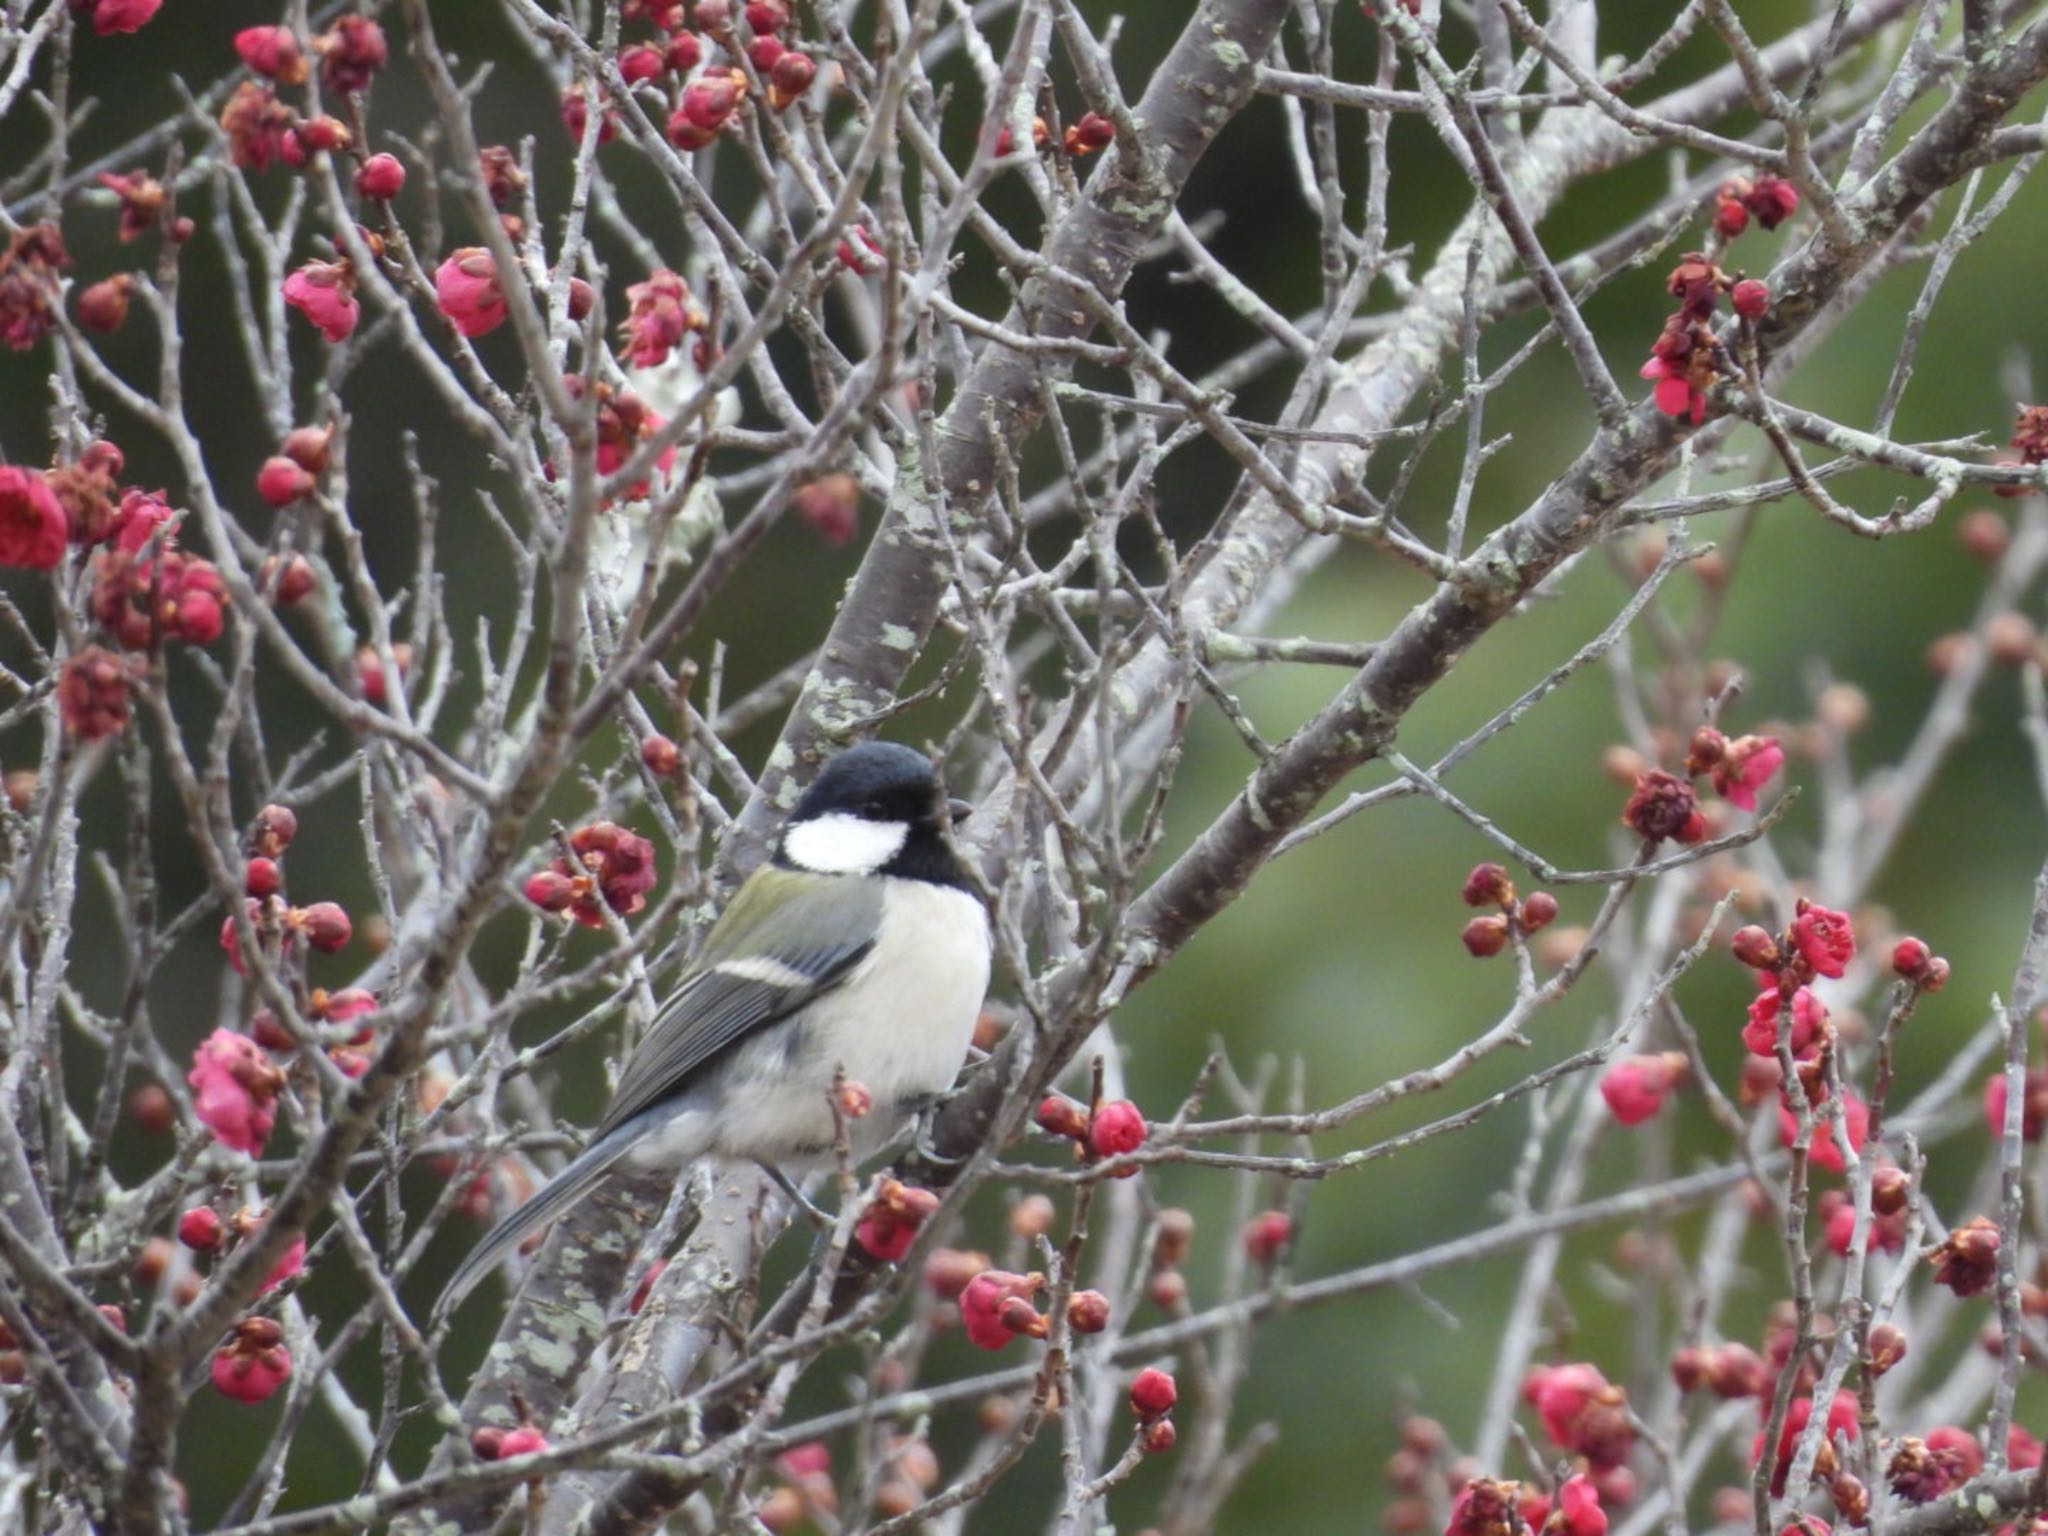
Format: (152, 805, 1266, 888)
(435, 741, 991, 1319)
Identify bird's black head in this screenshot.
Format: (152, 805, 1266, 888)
(777, 742, 972, 886)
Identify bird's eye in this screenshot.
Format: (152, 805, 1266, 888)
(861, 799, 889, 820)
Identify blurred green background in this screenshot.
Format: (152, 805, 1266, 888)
(8, 0, 2048, 1529)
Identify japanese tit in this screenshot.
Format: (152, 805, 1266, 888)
(436, 742, 990, 1318)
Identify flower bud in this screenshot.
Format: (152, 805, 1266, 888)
(1865, 1321, 1907, 1376)
(355, 153, 405, 200)
(1085, 1100, 1146, 1159)
(245, 857, 281, 899)
(1462, 914, 1509, 958)
(1035, 1095, 1089, 1141)
(1152, 1208, 1194, 1268)
(1518, 892, 1559, 933)
(178, 1207, 224, 1251)
(1129, 1366, 1177, 1419)
(641, 734, 681, 776)
(1731, 924, 1781, 969)
(1141, 1417, 1177, 1453)
(1892, 936, 1931, 979)
(1067, 1290, 1110, 1333)
(1242, 1209, 1291, 1265)
(1009, 1193, 1056, 1240)
(1461, 862, 1514, 908)
(1730, 279, 1769, 320)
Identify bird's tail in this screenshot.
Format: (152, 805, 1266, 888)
(433, 1122, 642, 1323)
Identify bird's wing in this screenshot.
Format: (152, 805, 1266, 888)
(593, 867, 883, 1137)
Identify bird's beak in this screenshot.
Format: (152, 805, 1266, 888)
(947, 797, 974, 825)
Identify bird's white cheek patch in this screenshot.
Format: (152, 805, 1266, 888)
(781, 812, 909, 874)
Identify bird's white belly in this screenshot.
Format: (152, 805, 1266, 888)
(632, 878, 990, 1170)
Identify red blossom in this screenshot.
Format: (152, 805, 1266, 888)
(1599, 1053, 1686, 1126)
(317, 15, 388, 94)
(1547, 1475, 1606, 1536)
(1984, 1069, 2048, 1142)
(1711, 734, 1783, 811)
(0, 224, 68, 351)
(98, 170, 164, 242)
(1522, 1362, 1635, 1469)
(1776, 1091, 1869, 1174)
(282, 259, 359, 341)
(58, 646, 133, 740)
(0, 466, 69, 570)
(1621, 769, 1703, 843)
(796, 473, 861, 545)
(1789, 900, 1855, 979)
(1745, 175, 1800, 230)
(853, 1178, 940, 1262)
(1931, 1215, 2001, 1297)
(187, 1029, 284, 1155)
(89, 0, 160, 35)
(257, 457, 316, 508)
(1743, 982, 1827, 1061)
(1129, 1366, 1177, 1419)
(355, 153, 406, 200)
(434, 249, 509, 338)
(620, 269, 704, 368)
(1752, 1391, 1857, 1495)
(219, 82, 298, 172)
(212, 1318, 291, 1403)
(1086, 1100, 1146, 1158)
(1446, 1479, 1522, 1536)
(560, 87, 618, 145)
(235, 26, 307, 84)
(959, 1269, 1039, 1350)
(76, 275, 134, 333)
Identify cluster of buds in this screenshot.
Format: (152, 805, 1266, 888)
(186, 1029, 287, 1155)
(1887, 1428, 1984, 1503)
(1931, 1216, 2002, 1298)
(1063, 112, 1114, 157)
(1444, 1475, 1606, 1536)
(0, 223, 69, 352)
(755, 1441, 839, 1531)
(1712, 174, 1801, 238)
(1670, 1340, 1770, 1400)
(668, 69, 751, 149)
(1457, 862, 1558, 959)
(314, 15, 390, 94)
(1816, 1183, 1907, 1257)
(619, 268, 710, 369)
(178, 1206, 308, 1295)
(1751, 1390, 1858, 1495)
(853, 1177, 940, 1262)
(0, 463, 69, 570)
(88, 490, 227, 649)
(1685, 726, 1784, 813)
(212, 1316, 292, 1404)
(559, 376, 681, 499)
(256, 424, 335, 509)
(1729, 899, 1859, 1050)
(524, 820, 660, 927)
(1146, 1206, 1194, 1312)
(1129, 1366, 1178, 1454)
(57, 646, 136, 742)
(1638, 254, 1769, 424)
(1035, 1094, 1147, 1173)
(1521, 1363, 1636, 1473)
(1598, 1052, 1688, 1127)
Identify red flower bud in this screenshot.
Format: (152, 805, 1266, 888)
(1462, 914, 1509, 958)
(256, 456, 315, 509)
(1730, 925, 1781, 969)
(296, 901, 352, 952)
(178, 1207, 224, 1251)
(1086, 1100, 1146, 1159)
(1730, 279, 1769, 320)
(1518, 892, 1559, 932)
(1461, 862, 1514, 908)
(355, 153, 405, 200)
(1141, 1417, 1177, 1453)
(252, 803, 297, 857)
(245, 857, 281, 899)
(1242, 1209, 1291, 1265)
(640, 734, 681, 776)
(1067, 1290, 1110, 1333)
(1129, 1367, 1177, 1419)
(524, 869, 578, 913)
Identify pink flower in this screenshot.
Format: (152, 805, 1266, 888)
(1776, 1091, 1868, 1175)
(560, 822, 658, 926)
(259, 1235, 307, 1294)
(853, 1178, 939, 1262)
(317, 15, 388, 95)
(1599, 1053, 1685, 1126)
(958, 1269, 1037, 1350)
(187, 1029, 284, 1155)
(282, 260, 359, 341)
(620, 269, 703, 368)
(1711, 734, 1783, 811)
(1751, 1391, 1857, 1495)
(212, 1319, 291, 1403)
(1742, 983, 1827, 1060)
(1522, 1363, 1635, 1469)
(1984, 1068, 2048, 1142)
(234, 26, 307, 84)
(58, 646, 133, 740)
(0, 466, 69, 570)
(434, 248, 508, 337)
(90, 0, 161, 35)
(1790, 901, 1855, 979)
(1087, 1100, 1147, 1158)
(1553, 1475, 1606, 1536)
